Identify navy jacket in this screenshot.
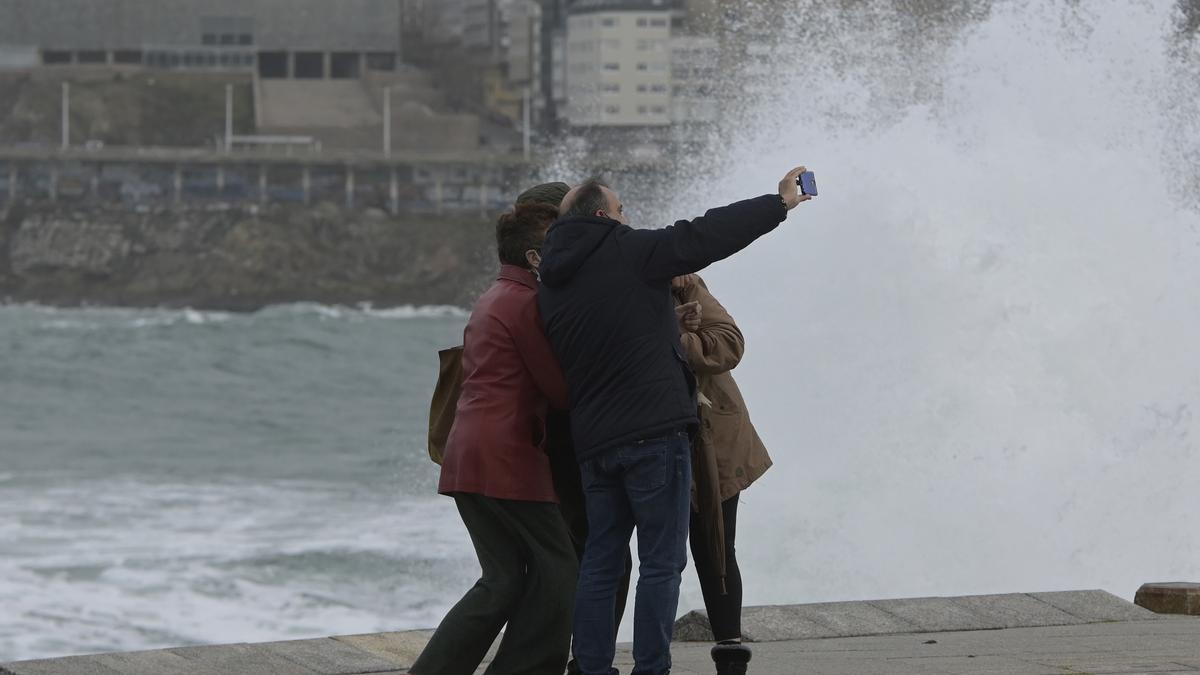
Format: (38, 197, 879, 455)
(537, 193, 787, 462)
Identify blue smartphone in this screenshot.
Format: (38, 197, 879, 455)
(797, 171, 818, 196)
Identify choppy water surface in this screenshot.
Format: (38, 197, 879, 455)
(0, 305, 476, 660)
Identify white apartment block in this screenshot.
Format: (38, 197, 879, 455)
(565, 3, 675, 127)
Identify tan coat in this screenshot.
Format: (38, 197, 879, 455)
(676, 277, 772, 583)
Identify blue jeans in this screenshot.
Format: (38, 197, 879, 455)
(572, 433, 692, 675)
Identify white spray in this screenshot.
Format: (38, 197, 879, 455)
(675, 0, 1200, 606)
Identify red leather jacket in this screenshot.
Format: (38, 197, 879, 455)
(438, 265, 568, 502)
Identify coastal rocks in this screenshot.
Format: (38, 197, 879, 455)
(0, 202, 496, 310)
(11, 214, 132, 276)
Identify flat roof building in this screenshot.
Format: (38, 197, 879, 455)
(0, 0, 402, 78)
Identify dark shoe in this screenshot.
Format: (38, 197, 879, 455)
(565, 658, 582, 675)
(711, 641, 752, 675)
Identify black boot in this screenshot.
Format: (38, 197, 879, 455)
(711, 641, 752, 675)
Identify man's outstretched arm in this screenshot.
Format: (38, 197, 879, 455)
(630, 166, 812, 282)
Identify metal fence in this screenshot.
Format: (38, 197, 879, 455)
(0, 149, 529, 214)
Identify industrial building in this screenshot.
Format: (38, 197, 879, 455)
(0, 0, 402, 78)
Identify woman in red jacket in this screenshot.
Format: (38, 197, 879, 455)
(410, 201, 576, 675)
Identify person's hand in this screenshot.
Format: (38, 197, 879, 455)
(778, 165, 814, 210)
(676, 301, 702, 333)
(671, 274, 698, 292)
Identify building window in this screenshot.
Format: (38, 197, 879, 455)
(652, 105, 666, 114)
(258, 51, 288, 78)
(330, 52, 361, 79)
(601, 17, 618, 27)
(650, 18, 668, 27)
(42, 50, 72, 65)
(601, 83, 620, 92)
(637, 18, 648, 27)
(113, 50, 143, 64)
(605, 105, 620, 114)
(638, 105, 648, 114)
(294, 52, 325, 78)
(603, 62, 619, 71)
(650, 84, 668, 93)
(636, 62, 648, 71)
(201, 16, 254, 48)
(637, 84, 647, 93)
(77, 50, 107, 64)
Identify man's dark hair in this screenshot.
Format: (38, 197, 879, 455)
(560, 179, 610, 219)
(496, 202, 558, 268)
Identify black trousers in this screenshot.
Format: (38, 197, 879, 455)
(410, 492, 578, 675)
(548, 418, 634, 628)
(689, 495, 742, 642)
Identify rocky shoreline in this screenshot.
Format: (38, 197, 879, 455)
(0, 202, 498, 311)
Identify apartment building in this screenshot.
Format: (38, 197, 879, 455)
(564, 0, 678, 127)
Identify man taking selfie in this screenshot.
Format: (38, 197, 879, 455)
(538, 166, 814, 675)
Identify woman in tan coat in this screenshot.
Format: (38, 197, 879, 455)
(673, 274, 772, 675)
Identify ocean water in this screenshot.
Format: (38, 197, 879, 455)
(0, 305, 479, 661)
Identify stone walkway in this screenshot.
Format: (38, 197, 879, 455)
(3, 591, 1198, 675)
(656, 618, 1200, 674)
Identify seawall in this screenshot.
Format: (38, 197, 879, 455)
(0, 200, 497, 310)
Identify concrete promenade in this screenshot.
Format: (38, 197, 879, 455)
(3, 591, 1198, 675)
(661, 619, 1200, 674)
